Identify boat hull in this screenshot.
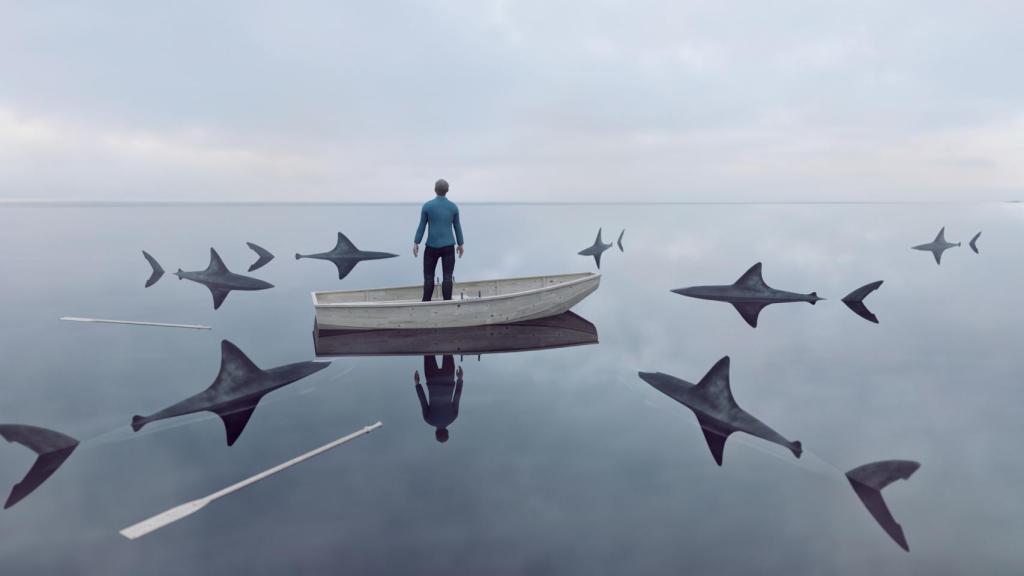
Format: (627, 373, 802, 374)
(312, 273, 600, 330)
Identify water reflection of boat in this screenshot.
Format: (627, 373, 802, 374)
(313, 311, 598, 357)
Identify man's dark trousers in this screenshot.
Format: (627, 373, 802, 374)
(422, 245, 455, 301)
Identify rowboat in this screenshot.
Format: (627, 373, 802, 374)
(311, 272, 600, 330)
(313, 311, 598, 357)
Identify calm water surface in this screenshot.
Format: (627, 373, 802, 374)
(0, 203, 1021, 575)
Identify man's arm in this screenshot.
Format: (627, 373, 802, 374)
(413, 205, 428, 256)
(415, 383, 430, 419)
(453, 207, 464, 257)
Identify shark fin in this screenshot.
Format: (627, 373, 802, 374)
(731, 302, 767, 328)
(695, 415, 729, 466)
(694, 356, 736, 408)
(206, 248, 230, 275)
(335, 232, 358, 253)
(932, 250, 943, 266)
(733, 263, 766, 289)
(617, 229, 625, 252)
(594, 228, 603, 246)
(846, 460, 920, 551)
(334, 259, 360, 280)
(211, 340, 266, 395)
(0, 425, 79, 509)
(217, 405, 258, 446)
(842, 280, 883, 323)
(969, 231, 981, 254)
(210, 287, 231, 310)
(246, 242, 275, 272)
(593, 252, 602, 270)
(934, 227, 946, 244)
(142, 251, 164, 287)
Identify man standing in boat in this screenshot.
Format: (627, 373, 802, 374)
(413, 179, 464, 301)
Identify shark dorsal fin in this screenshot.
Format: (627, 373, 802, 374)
(733, 263, 766, 289)
(694, 356, 736, 409)
(206, 248, 229, 275)
(934, 227, 946, 243)
(334, 232, 358, 253)
(211, 340, 267, 396)
(595, 228, 603, 245)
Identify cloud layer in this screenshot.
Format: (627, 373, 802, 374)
(2, 1, 1022, 202)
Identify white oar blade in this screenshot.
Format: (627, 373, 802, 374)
(60, 317, 211, 330)
(120, 499, 208, 540)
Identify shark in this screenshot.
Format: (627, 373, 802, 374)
(295, 232, 398, 280)
(842, 280, 883, 324)
(912, 227, 960, 265)
(142, 250, 164, 288)
(246, 242, 275, 272)
(0, 424, 79, 509)
(637, 356, 802, 465)
(969, 231, 982, 254)
(131, 340, 330, 445)
(176, 248, 274, 309)
(578, 228, 624, 269)
(671, 263, 823, 328)
(846, 460, 920, 551)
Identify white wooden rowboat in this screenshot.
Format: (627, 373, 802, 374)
(311, 272, 600, 330)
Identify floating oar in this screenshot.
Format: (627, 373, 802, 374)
(120, 421, 383, 540)
(60, 317, 211, 330)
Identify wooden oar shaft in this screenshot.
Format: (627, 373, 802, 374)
(60, 317, 211, 330)
(120, 421, 382, 540)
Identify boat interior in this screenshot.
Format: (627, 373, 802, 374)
(314, 273, 595, 305)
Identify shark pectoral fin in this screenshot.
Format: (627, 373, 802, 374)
(217, 406, 258, 446)
(932, 251, 942, 266)
(334, 260, 359, 280)
(210, 287, 231, 310)
(731, 302, 767, 328)
(695, 416, 729, 466)
(142, 251, 164, 288)
(335, 232, 358, 252)
(733, 263, 766, 289)
(593, 252, 602, 269)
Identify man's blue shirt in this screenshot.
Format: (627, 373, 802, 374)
(414, 196, 464, 248)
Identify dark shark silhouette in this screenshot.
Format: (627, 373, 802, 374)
(842, 280, 883, 324)
(142, 250, 164, 288)
(846, 460, 920, 551)
(131, 340, 330, 445)
(0, 424, 79, 509)
(246, 242, 275, 272)
(912, 227, 960, 265)
(969, 231, 982, 254)
(638, 357, 802, 465)
(578, 228, 613, 269)
(617, 229, 625, 252)
(175, 248, 274, 309)
(295, 232, 398, 280)
(671, 263, 823, 327)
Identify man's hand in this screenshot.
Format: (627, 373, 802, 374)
(413, 244, 419, 257)
(457, 245, 464, 258)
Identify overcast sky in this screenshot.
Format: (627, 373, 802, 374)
(2, 1, 1022, 202)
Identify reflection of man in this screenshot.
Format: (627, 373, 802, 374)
(414, 355, 463, 443)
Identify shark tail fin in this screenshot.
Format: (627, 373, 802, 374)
(617, 229, 625, 252)
(791, 440, 803, 458)
(131, 415, 147, 432)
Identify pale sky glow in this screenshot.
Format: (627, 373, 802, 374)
(2, 1, 1022, 202)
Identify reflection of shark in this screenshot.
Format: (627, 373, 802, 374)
(176, 248, 274, 309)
(246, 242, 275, 272)
(295, 232, 398, 280)
(969, 231, 982, 254)
(142, 251, 164, 288)
(131, 340, 330, 445)
(671, 263, 822, 327)
(912, 227, 960, 265)
(842, 280, 883, 324)
(638, 357, 802, 465)
(577, 228, 618, 269)
(0, 424, 79, 509)
(846, 460, 920, 551)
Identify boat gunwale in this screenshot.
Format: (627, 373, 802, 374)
(311, 272, 600, 309)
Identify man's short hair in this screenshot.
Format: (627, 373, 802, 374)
(434, 179, 449, 195)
